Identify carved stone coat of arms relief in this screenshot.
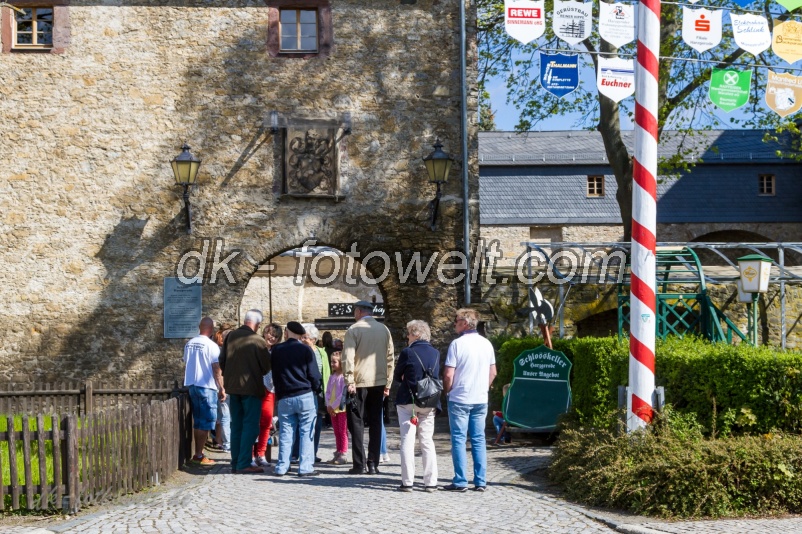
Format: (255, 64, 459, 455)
(283, 127, 340, 197)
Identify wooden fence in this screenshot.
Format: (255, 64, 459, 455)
(0, 380, 180, 416)
(0, 394, 193, 513)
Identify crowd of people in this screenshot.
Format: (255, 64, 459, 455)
(182, 301, 496, 491)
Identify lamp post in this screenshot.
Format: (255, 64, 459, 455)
(171, 144, 201, 234)
(737, 254, 772, 346)
(423, 139, 454, 231)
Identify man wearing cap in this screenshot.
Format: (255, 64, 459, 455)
(270, 321, 322, 477)
(343, 300, 394, 475)
(219, 309, 271, 474)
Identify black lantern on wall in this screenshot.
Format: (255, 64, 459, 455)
(423, 138, 454, 231)
(171, 144, 201, 234)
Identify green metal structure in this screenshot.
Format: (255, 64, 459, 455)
(618, 247, 747, 343)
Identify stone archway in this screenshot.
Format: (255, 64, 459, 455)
(690, 229, 778, 265)
(238, 245, 385, 331)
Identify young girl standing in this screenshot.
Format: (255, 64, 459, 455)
(326, 351, 348, 465)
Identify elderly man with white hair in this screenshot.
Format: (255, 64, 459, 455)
(219, 309, 271, 474)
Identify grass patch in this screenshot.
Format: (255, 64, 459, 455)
(1, 415, 58, 511)
(549, 408, 802, 518)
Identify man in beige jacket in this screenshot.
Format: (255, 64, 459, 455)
(343, 300, 394, 475)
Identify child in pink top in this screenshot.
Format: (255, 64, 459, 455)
(326, 351, 348, 464)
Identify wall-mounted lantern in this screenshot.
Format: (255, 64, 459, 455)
(171, 144, 201, 234)
(738, 254, 772, 345)
(423, 138, 454, 231)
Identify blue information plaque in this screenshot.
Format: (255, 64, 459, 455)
(163, 278, 202, 339)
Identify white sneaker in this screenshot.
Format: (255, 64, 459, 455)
(255, 456, 269, 467)
(380, 454, 390, 464)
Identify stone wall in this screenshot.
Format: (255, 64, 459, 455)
(0, 1, 479, 383)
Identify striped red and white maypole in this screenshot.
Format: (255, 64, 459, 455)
(628, 0, 660, 431)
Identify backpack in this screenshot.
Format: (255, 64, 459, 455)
(408, 348, 443, 409)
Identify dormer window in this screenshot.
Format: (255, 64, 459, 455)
(587, 175, 604, 197)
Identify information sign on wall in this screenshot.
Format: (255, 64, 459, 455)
(164, 277, 202, 339)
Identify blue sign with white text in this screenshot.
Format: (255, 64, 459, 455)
(540, 52, 579, 98)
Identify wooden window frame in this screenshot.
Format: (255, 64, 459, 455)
(12, 6, 53, 48)
(587, 175, 605, 197)
(267, 0, 332, 59)
(758, 174, 775, 196)
(278, 8, 318, 53)
(1, 1, 69, 54)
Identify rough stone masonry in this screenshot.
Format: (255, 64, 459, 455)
(0, 0, 480, 383)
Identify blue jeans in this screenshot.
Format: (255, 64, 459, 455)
(276, 392, 317, 475)
(493, 414, 510, 443)
(380, 420, 387, 455)
(291, 395, 323, 460)
(217, 396, 231, 450)
(229, 394, 263, 471)
(448, 401, 488, 488)
(188, 385, 218, 431)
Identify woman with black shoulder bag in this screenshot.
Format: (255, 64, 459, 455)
(393, 319, 442, 492)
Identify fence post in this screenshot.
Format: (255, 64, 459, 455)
(84, 381, 93, 415)
(65, 414, 79, 514)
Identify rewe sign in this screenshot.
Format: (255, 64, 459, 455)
(504, 0, 546, 44)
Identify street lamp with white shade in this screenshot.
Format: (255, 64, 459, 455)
(737, 254, 772, 345)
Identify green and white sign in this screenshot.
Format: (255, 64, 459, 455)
(709, 68, 751, 112)
(777, 0, 802, 12)
(502, 345, 572, 431)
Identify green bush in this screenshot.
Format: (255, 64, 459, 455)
(656, 336, 802, 435)
(549, 409, 802, 518)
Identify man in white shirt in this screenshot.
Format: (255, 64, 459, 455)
(442, 308, 496, 492)
(183, 317, 224, 466)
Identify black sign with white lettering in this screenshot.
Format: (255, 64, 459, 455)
(328, 303, 385, 317)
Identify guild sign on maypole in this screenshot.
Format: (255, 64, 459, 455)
(628, 0, 660, 432)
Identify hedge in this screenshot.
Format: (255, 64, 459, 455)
(549, 409, 802, 518)
(492, 335, 802, 434)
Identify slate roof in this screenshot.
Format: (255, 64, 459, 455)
(479, 130, 802, 225)
(479, 129, 793, 165)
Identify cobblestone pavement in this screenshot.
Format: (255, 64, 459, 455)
(1, 429, 800, 534)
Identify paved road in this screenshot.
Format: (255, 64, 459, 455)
(1, 429, 800, 534)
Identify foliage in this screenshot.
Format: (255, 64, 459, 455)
(549, 408, 802, 518)
(656, 336, 802, 435)
(477, 0, 796, 235)
(479, 101, 497, 131)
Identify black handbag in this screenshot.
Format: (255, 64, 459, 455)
(408, 348, 443, 409)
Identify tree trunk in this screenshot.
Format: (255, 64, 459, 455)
(597, 94, 633, 242)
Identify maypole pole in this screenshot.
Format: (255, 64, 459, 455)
(628, 0, 660, 432)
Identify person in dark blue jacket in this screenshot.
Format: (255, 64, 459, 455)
(393, 320, 440, 492)
(270, 321, 322, 477)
